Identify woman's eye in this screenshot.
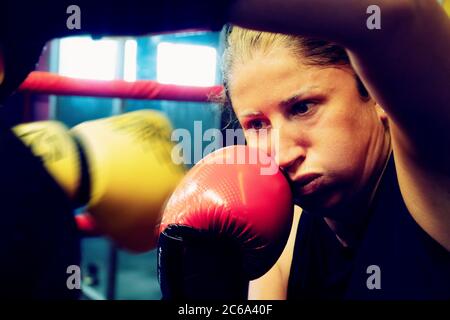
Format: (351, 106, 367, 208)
(246, 119, 268, 130)
(290, 101, 316, 116)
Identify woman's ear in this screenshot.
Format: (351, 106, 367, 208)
(374, 102, 389, 129)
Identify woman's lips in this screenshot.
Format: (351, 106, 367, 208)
(293, 173, 324, 196)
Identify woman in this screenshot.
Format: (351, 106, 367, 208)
(222, 1, 450, 299)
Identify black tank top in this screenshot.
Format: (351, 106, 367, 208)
(288, 155, 450, 300)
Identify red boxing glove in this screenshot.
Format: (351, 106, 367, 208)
(158, 145, 293, 300)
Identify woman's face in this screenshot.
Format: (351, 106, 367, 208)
(229, 47, 388, 214)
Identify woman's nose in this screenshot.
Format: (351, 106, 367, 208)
(274, 128, 306, 175)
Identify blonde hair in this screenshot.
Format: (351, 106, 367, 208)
(220, 26, 369, 107)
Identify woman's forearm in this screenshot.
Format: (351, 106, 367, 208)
(228, 0, 414, 48)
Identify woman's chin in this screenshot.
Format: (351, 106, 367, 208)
(294, 190, 343, 213)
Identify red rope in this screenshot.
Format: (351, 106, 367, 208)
(75, 213, 101, 237)
(19, 71, 224, 102)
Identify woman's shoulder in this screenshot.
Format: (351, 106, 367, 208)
(391, 142, 450, 252)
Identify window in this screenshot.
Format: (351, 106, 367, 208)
(58, 37, 119, 80)
(157, 42, 217, 87)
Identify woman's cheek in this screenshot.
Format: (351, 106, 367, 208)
(245, 130, 275, 156)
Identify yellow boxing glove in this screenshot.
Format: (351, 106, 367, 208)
(14, 110, 186, 253)
(71, 110, 186, 252)
(12, 120, 81, 200)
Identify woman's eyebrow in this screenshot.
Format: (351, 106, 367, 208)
(238, 86, 322, 118)
(238, 111, 263, 118)
(280, 85, 320, 108)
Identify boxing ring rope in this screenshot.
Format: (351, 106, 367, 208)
(19, 71, 224, 102)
